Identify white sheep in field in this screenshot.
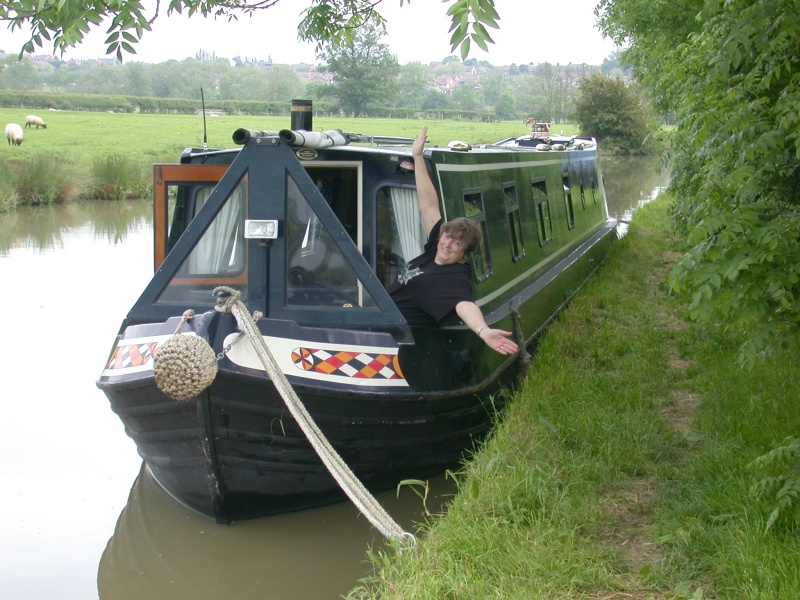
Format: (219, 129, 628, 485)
(5, 123, 23, 146)
(25, 115, 47, 129)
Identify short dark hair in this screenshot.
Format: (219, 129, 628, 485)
(441, 217, 482, 256)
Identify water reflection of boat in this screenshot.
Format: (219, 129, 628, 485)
(96, 100, 617, 523)
(98, 464, 450, 599)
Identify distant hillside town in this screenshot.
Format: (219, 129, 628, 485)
(0, 47, 624, 122)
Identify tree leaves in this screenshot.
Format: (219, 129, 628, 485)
(315, 22, 399, 115)
(4, 0, 501, 62)
(572, 72, 652, 154)
(445, 0, 498, 59)
(749, 437, 800, 532)
(600, 0, 800, 369)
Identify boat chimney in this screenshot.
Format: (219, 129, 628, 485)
(291, 99, 313, 131)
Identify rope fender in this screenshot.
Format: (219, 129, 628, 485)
(213, 286, 416, 549)
(153, 309, 218, 402)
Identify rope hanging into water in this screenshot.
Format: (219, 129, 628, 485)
(213, 286, 416, 549)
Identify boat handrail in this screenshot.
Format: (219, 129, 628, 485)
(343, 133, 416, 145)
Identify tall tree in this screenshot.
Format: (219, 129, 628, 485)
(511, 74, 547, 120)
(264, 64, 306, 103)
(598, 0, 800, 366)
(533, 62, 563, 123)
(452, 82, 480, 112)
(477, 69, 515, 119)
(217, 64, 270, 101)
(0, 55, 42, 90)
(395, 62, 432, 109)
(122, 62, 153, 97)
(318, 24, 398, 116)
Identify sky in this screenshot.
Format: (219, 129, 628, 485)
(2, 0, 619, 67)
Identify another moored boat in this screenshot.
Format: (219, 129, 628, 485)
(97, 102, 617, 523)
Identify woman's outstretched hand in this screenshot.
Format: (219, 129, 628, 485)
(412, 126, 428, 158)
(480, 328, 519, 356)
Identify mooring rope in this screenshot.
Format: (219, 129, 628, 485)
(511, 307, 532, 367)
(213, 286, 416, 549)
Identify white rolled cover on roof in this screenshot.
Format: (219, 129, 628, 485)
(279, 129, 349, 148)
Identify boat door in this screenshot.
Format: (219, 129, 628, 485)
(302, 163, 360, 248)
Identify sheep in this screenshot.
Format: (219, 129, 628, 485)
(25, 115, 47, 129)
(5, 123, 23, 146)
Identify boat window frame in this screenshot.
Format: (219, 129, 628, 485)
(461, 187, 493, 283)
(562, 172, 576, 230)
(531, 176, 553, 248)
(301, 161, 363, 249)
(284, 169, 378, 311)
(153, 164, 230, 271)
(580, 180, 587, 210)
(502, 182, 525, 263)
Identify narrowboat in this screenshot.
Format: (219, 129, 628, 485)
(97, 102, 617, 523)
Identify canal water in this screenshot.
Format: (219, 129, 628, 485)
(0, 156, 669, 600)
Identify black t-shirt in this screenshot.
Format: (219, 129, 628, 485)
(388, 219, 473, 326)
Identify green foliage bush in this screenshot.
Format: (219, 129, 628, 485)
(0, 91, 291, 116)
(0, 90, 135, 112)
(599, 0, 800, 369)
(573, 72, 653, 155)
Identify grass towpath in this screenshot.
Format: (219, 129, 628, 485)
(350, 196, 800, 599)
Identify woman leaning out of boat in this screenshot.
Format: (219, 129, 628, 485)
(387, 127, 520, 356)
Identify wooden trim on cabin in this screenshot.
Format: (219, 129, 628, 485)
(153, 164, 230, 271)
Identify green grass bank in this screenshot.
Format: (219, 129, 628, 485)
(350, 196, 800, 599)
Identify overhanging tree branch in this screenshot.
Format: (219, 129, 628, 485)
(0, 0, 499, 61)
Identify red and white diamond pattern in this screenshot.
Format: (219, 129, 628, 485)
(291, 347, 404, 380)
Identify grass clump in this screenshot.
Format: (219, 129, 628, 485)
(90, 153, 151, 200)
(11, 153, 85, 205)
(350, 196, 800, 599)
(0, 158, 20, 211)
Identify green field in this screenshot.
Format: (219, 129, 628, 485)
(0, 109, 577, 165)
(0, 108, 579, 208)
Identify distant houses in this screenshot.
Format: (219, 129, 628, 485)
(0, 49, 604, 98)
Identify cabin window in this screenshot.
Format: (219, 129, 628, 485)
(580, 181, 586, 210)
(531, 178, 553, 247)
(503, 183, 525, 262)
(156, 176, 249, 304)
(462, 190, 492, 282)
(285, 175, 377, 309)
(187, 184, 246, 274)
(562, 173, 575, 230)
(304, 166, 359, 243)
(375, 186, 426, 287)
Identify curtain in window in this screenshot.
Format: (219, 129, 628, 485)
(388, 187, 425, 261)
(188, 184, 245, 274)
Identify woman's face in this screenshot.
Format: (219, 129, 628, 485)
(434, 231, 467, 265)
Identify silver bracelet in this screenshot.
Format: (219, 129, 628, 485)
(476, 326, 487, 336)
